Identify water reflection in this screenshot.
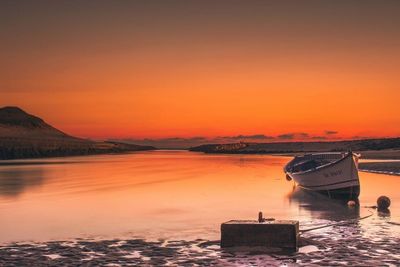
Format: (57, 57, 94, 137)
(0, 151, 398, 244)
(0, 167, 46, 198)
(377, 209, 391, 218)
(288, 187, 360, 221)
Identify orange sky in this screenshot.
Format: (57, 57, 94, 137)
(1, 1, 399, 140)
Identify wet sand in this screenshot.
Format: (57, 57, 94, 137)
(358, 150, 400, 175)
(359, 161, 400, 176)
(1, 225, 399, 267)
(356, 149, 400, 175)
(2, 193, 400, 266)
(359, 149, 400, 160)
(282, 149, 400, 160)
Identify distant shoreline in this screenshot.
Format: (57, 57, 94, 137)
(1, 148, 400, 177)
(359, 168, 400, 176)
(189, 138, 400, 158)
(359, 161, 400, 176)
(0, 148, 156, 162)
(188, 138, 400, 176)
(189, 138, 400, 154)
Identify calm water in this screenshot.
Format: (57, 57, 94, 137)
(0, 150, 399, 244)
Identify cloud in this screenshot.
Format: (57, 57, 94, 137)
(277, 132, 309, 140)
(113, 137, 209, 149)
(112, 134, 275, 148)
(311, 136, 327, 140)
(114, 132, 351, 148)
(277, 133, 295, 140)
(242, 134, 275, 140)
(350, 135, 374, 140)
(325, 130, 338, 135)
(298, 133, 309, 138)
(154, 137, 207, 142)
(219, 134, 275, 141)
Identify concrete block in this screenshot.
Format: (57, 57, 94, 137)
(221, 220, 299, 250)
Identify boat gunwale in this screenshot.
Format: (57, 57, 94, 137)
(297, 178, 359, 189)
(285, 152, 356, 176)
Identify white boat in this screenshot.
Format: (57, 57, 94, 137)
(284, 152, 360, 200)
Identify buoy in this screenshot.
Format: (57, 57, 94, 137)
(347, 200, 357, 207)
(377, 196, 391, 210)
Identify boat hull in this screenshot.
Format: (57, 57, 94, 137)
(313, 185, 360, 200)
(286, 153, 360, 200)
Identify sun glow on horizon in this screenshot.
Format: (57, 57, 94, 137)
(1, 1, 399, 140)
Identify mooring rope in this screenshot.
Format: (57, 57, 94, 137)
(300, 209, 374, 233)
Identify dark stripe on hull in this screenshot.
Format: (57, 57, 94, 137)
(298, 179, 359, 189)
(302, 185, 360, 200)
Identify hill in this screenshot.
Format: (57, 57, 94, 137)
(0, 107, 155, 159)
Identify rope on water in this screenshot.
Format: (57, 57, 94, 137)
(300, 209, 374, 234)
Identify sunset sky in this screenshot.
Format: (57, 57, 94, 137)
(1, 1, 399, 142)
